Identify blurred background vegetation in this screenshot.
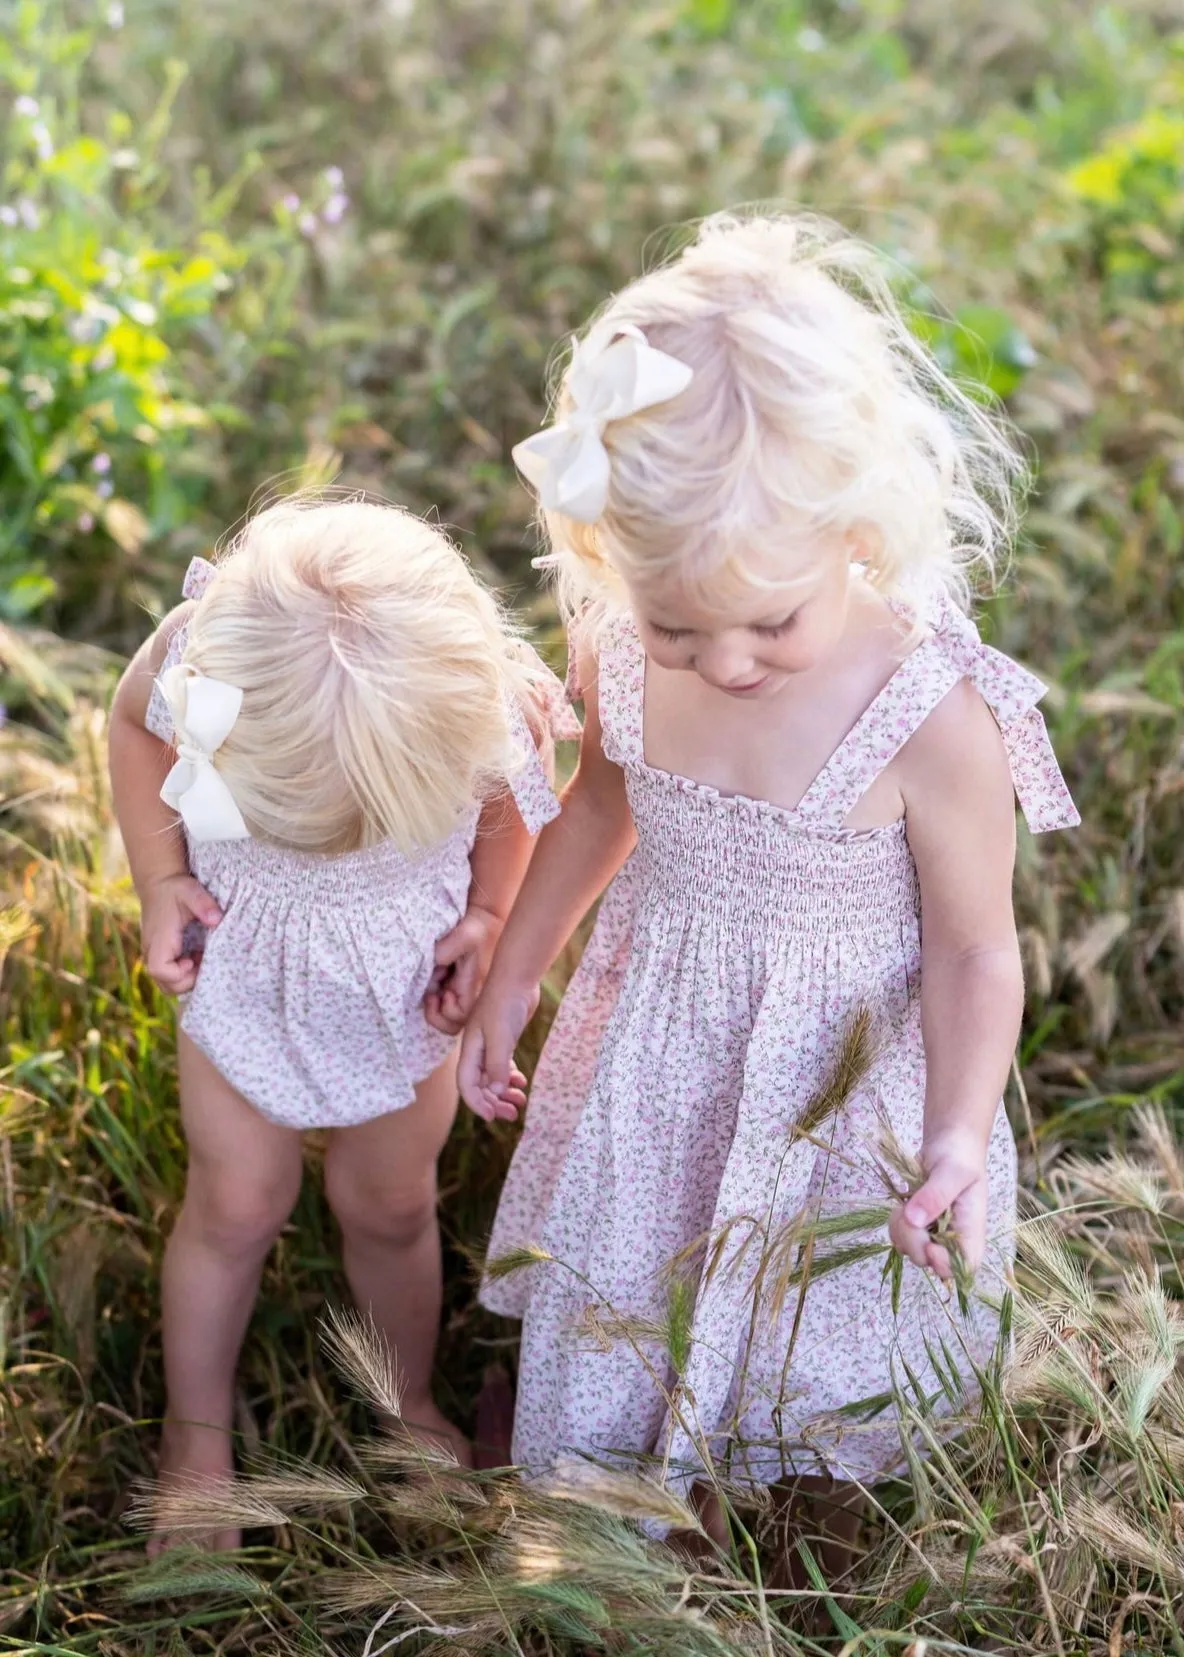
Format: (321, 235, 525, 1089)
(3, 0, 1184, 1651)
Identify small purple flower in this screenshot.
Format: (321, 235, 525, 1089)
(324, 165, 345, 189)
(92, 453, 112, 475)
(18, 198, 40, 229)
(32, 122, 53, 161)
(281, 192, 301, 212)
(298, 211, 318, 238)
(0, 205, 17, 227)
(79, 512, 95, 534)
(97, 479, 114, 500)
(14, 96, 39, 119)
(321, 191, 349, 225)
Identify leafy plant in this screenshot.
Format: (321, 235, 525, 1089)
(911, 303, 1037, 402)
(1067, 77, 1184, 304)
(0, 0, 305, 637)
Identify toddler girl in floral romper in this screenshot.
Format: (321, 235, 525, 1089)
(108, 496, 575, 1548)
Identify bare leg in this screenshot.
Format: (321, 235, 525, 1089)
(670, 1480, 731, 1563)
(765, 1475, 865, 1616)
(323, 1055, 469, 1464)
(152, 1032, 304, 1553)
(473, 1364, 515, 1470)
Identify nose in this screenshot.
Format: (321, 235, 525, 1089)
(695, 634, 758, 690)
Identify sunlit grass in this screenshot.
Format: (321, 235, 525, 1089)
(3, 0, 1184, 1651)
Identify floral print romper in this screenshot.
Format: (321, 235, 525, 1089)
(146, 557, 577, 1131)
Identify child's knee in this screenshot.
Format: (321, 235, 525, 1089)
(181, 1164, 301, 1257)
(324, 1158, 437, 1249)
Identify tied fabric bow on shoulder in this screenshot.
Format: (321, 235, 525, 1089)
(930, 596, 1080, 835)
(512, 324, 694, 523)
(157, 664, 250, 842)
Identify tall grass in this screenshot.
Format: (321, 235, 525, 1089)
(123, 1118, 1184, 1653)
(3, 0, 1184, 1650)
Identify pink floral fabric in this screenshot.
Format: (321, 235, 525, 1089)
(143, 557, 570, 1130)
(483, 599, 1078, 1501)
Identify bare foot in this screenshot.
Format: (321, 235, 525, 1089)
(473, 1364, 515, 1470)
(147, 1421, 240, 1556)
(398, 1394, 473, 1469)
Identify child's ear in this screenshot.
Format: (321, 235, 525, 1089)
(843, 521, 887, 584)
(842, 522, 875, 563)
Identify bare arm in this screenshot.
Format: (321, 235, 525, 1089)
(108, 608, 189, 890)
(424, 682, 584, 1035)
(423, 790, 539, 1036)
(890, 679, 1023, 1276)
(458, 668, 636, 1118)
(108, 605, 224, 993)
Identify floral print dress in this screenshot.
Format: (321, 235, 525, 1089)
(482, 595, 1078, 1496)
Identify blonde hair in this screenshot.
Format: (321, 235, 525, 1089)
(165, 497, 538, 856)
(535, 211, 1027, 619)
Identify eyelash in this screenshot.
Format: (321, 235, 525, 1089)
(649, 613, 800, 643)
(753, 614, 798, 637)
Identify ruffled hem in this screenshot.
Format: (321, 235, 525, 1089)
(182, 1004, 456, 1130)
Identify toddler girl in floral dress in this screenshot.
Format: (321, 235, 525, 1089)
(108, 496, 575, 1548)
(460, 214, 1078, 1540)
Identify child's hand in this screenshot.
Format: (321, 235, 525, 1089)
(458, 977, 540, 1124)
(139, 873, 223, 995)
(424, 904, 506, 1036)
(888, 1133, 988, 1282)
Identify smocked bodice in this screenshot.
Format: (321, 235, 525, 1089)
(594, 597, 1078, 945)
(627, 767, 919, 935)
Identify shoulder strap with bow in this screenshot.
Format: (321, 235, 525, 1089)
(794, 593, 1080, 834)
(928, 597, 1079, 835)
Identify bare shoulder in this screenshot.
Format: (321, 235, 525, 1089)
(150, 600, 193, 663)
(898, 677, 1012, 807)
(112, 600, 193, 724)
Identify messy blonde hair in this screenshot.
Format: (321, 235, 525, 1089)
(536, 211, 1027, 618)
(166, 497, 537, 856)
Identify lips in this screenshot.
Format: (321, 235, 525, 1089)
(723, 677, 769, 696)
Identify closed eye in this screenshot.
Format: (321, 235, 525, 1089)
(752, 611, 799, 638)
(649, 621, 691, 642)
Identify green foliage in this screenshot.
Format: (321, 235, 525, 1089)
(0, 0, 305, 636)
(911, 303, 1036, 402)
(1067, 67, 1184, 303)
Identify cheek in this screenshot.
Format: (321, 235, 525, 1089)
(644, 637, 694, 671)
(763, 618, 835, 673)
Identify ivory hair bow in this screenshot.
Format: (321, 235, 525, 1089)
(157, 665, 250, 842)
(512, 324, 694, 523)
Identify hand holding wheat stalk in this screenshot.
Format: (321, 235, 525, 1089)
(877, 1119, 981, 1314)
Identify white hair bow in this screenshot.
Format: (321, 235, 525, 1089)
(158, 665, 250, 842)
(512, 324, 694, 523)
